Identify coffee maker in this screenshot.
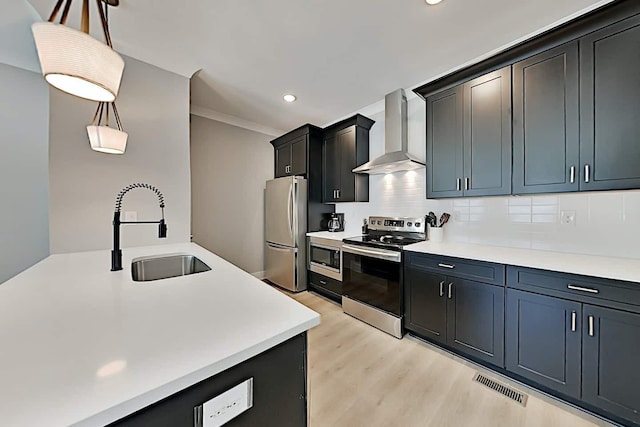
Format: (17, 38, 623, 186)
(327, 213, 344, 232)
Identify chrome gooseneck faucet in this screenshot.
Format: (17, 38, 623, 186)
(111, 183, 167, 271)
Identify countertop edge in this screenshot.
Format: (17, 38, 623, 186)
(404, 242, 640, 284)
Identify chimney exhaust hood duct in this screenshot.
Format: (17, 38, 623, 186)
(352, 88, 425, 175)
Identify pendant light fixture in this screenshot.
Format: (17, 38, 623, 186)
(87, 101, 128, 154)
(32, 0, 125, 102)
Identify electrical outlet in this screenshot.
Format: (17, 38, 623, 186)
(560, 210, 576, 226)
(124, 211, 137, 222)
(200, 378, 253, 427)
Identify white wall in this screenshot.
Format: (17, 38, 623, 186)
(190, 115, 274, 275)
(49, 55, 191, 253)
(0, 63, 50, 284)
(335, 96, 640, 260)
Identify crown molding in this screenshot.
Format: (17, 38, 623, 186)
(190, 105, 285, 137)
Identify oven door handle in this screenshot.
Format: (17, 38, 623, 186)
(342, 244, 401, 263)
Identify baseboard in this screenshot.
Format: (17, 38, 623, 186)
(252, 270, 266, 280)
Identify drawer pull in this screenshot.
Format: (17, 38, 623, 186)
(571, 311, 577, 332)
(438, 263, 455, 269)
(439, 281, 444, 297)
(319, 280, 327, 285)
(588, 315, 595, 337)
(567, 284, 599, 294)
(448, 282, 453, 299)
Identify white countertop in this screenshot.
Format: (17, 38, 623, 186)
(306, 231, 360, 241)
(0, 243, 319, 427)
(405, 241, 640, 283)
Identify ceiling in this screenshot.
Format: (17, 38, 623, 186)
(27, 0, 612, 134)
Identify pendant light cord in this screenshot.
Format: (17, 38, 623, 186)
(46, 0, 114, 45)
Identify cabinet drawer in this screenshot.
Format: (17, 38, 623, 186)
(507, 266, 640, 307)
(406, 253, 505, 285)
(309, 271, 342, 298)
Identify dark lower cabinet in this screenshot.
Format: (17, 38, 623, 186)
(505, 289, 582, 399)
(447, 278, 504, 367)
(404, 258, 505, 367)
(405, 267, 447, 345)
(582, 305, 640, 425)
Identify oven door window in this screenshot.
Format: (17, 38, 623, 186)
(342, 252, 401, 316)
(310, 246, 339, 270)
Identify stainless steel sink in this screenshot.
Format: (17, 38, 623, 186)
(131, 254, 211, 282)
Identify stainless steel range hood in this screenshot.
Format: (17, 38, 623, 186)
(352, 89, 425, 175)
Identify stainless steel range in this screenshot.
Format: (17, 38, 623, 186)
(341, 216, 426, 338)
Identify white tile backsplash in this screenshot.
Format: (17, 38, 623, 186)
(334, 96, 640, 260)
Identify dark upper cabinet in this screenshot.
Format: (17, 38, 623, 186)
(463, 67, 512, 197)
(580, 14, 640, 191)
(322, 115, 374, 203)
(404, 267, 448, 345)
(582, 305, 640, 425)
(447, 278, 504, 367)
(426, 86, 464, 198)
(404, 253, 505, 367)
(270, 125, 334, 231)
(275, 144, 291, 178)
(513, 42, 580, 194)
(505, 289, 582, 399)
(290, 136, 307, 176)
(322, 134, 340, 203)
(425, 66, 511, 198)
(272, 134, 307, 178)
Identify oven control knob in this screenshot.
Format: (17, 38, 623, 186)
(407, 222, 412, 226)
(415, 222, 421, 227)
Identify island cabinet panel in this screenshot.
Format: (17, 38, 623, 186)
(582, 305, 640, 425)
(110, 333, 308, 427)
(512, 42, 580, 194)
(580, 14, 640, 191)
(505, 289, 582, 399)
(447, 278, 504, 367)
(426, 86, 464, 198)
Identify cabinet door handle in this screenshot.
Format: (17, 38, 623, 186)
(588, 315, 595, 337)
(337, 189, 340, 199)
(465, 177, 470, 191)
(456, 178, 461, 191)
(584, 164, 590, 183)
(333, 190, 337, 199)
(319, 280, 327, 285)
(439, 281, 444, 297)
(567, 284, 599, 294)
(448, 282, 453, 299)
(438, 263, 455, 269)
(571, 311, 577, 332)
(570, 166, 575, 184)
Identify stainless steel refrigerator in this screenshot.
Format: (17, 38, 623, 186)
(265, 176, 308, 292)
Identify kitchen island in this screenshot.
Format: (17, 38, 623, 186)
(0, 243, 319, 426)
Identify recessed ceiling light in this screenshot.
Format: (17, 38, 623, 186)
(425, 0, 443, 4)
(283, 94, 297, 103)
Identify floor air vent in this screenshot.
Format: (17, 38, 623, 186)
(473, 373, 528, 406)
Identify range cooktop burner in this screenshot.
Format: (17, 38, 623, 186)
(343, 216, 427, 251)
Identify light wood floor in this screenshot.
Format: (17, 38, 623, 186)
(286, 290, 616, 427)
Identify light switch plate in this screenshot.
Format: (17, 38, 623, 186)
(560, 210, 576, 226)
(195, 378, 253, 427)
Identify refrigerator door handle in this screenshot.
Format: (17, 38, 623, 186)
(266, 242, 296, 252)
(287, 182, 293, 240)
(292, 180, 298, 242)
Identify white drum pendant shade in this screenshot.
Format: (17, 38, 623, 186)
(32, 22, 125, 102)
(87, 125, 128, 154)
